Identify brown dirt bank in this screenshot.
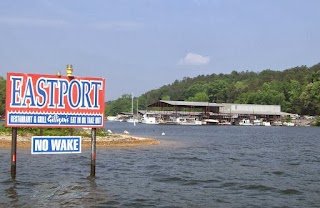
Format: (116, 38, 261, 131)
(0, 133, 160, 149)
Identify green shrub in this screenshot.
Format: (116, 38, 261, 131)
(0, 125, 109, 137)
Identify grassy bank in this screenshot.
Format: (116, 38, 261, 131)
(0, 124, 109, 137)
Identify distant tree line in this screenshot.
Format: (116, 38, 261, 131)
(1, 63, 320, 117)
(0, 76, 5, 116)
(106, 63, 320, 116)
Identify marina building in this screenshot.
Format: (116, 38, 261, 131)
(112, 100, 296, 126)
(143, 100, 292, 125)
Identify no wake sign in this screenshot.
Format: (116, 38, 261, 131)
(31, 136, 81, 154)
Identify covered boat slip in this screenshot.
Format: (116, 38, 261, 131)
(148, 100, 222, 114)
(144, 100, 288, 125)
(145, 100, 221, 125)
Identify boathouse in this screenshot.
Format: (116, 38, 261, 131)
(218, 103, 289, 122)
(146, 100, 222, 123)
(147, 100, 222, 113)
(146, 100, 288, 123)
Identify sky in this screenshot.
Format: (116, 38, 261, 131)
(0, 0, 319, 101)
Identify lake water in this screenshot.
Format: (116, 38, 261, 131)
(1, 121, 320, 207)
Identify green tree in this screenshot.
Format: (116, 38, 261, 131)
(105, 94, 132, 116)
(187, 92, 209, 102)
(161, 95, 170, 101)
(0, 76, 6, 116)
(299, 81, 320, 115)
(226, 81, 248, 102)
(284, 80, 303, 113)
(184, 82, 207, 98)
(236, 83, 285, 106)
(207, 80, 228, 103)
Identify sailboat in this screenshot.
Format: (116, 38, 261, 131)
(126, 93, 139, 125)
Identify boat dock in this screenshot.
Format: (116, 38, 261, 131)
(109, 100, 314, 126)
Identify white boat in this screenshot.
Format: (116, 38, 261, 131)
(107, 116, 117, 121)
(239, 119, 253, 126)
(218, 120, 232, 125)
(272, 121, 283, 126)
(283, 122, 295, 126)
(141, 114, 159, 124)
(253, 119, 262, 126)
(204, 119, 219, 125)
(126, 118, 139, 123)
(254, 119, 271, 126)
(176, 117, 202, 125)
(262, 121, 271, 126)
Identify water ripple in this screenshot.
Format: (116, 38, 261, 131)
(240, 184, 276, 192)
(1, 124, 320, 207)
(278, 188, 303, 195)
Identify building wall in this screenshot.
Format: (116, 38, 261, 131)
(220, 103, 281, 114)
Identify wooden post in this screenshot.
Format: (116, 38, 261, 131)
(90, 128, 96, 177)
(11, 128, 17, 179)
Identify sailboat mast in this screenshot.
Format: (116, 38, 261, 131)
(131, 93, 134, 116)
(132, 93, 136, 126)
(137, 98, 139, 117)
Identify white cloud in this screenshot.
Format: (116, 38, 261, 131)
(179, 52, 210, 66)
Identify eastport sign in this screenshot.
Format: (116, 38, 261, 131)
(5, 70, 104, 178)
(5, 72, 105, 128)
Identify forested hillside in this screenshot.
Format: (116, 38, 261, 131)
(1, 63, 320, 117)
(106, 63, 320, 116)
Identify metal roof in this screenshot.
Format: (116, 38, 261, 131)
(146, 100, 291, 116)
(138, 110, 205, 116)
(148, 100, 223, 108)
(139, 109, 289, 116)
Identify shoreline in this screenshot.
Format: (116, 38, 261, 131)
(0, 133, 160, 149)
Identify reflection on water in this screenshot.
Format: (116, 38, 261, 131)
(5, 179, 19, 205)
(1, 123, 320, 207)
